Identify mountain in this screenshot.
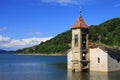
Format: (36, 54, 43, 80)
(16, 30, 72, 54)
(89, 17, 120, 47)
(0, 49, 14, 53)
(15, 17, 120, 54)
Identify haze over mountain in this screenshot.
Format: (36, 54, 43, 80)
(0, 49, 14, 53)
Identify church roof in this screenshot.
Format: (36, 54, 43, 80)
(71, 16, 88, 29)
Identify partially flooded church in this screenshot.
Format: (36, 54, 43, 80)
(67, 15, 120, 72)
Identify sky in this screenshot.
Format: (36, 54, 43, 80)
(0, 0, 120, 51)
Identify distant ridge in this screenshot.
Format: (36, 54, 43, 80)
(16, 17, 120, 54)
(0, 49, 14, 53)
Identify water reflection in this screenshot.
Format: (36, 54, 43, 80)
(67, 70, 120, 80)
(90, 72, 108, 80)
(67, 70, 90, 80)
(90, 72, 120, 80)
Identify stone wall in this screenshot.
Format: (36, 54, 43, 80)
(71, 29, 82, 71)
(90, 48, 108, 72)
(67, 50, 73, 70)
(68, 46, 120, 72)
(108, 54, 120, 71)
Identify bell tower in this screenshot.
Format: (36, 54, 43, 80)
(67, 15, 90, 72)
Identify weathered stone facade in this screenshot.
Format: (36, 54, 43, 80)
(90, 47, 108, 72)
(90, 47, 120, 72)
(67, 16, 120, 72)
(67, 16, 89, 72)
(68, 45, 120, 72)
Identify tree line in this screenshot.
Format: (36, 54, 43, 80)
(16, 17, 120, 54)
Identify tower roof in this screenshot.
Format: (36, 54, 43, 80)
(71, 17, 88, 29)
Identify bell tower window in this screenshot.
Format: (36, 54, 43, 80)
(74, 34, 78, 47)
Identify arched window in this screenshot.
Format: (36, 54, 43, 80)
(74, 34, 78, 47)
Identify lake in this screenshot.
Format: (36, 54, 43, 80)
(0, 53, 120, 80)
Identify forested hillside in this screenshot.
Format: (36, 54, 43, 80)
(16, 17, 120, 54)
(89, 18, 120, 47)
(16, 30, 72, 54)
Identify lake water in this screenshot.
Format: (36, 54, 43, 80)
(0, 53, 120, 80)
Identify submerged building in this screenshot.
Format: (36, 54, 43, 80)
(90, 46, 120, 72)
(67, 15, 90, 72)
(67, 15, 120, 72)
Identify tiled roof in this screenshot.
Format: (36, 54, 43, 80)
(71, 17, 88, 29)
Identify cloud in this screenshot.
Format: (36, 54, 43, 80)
(0, 27, 8, 31)
(41, 0, 93, 5)
(0, 35, 52, 50)
(41, 0, 76, 5)
(114, 3, 120, 7)
(28, 32, 41, 35)
(0, 35, 11, 45)
(35, 32, 41, 35)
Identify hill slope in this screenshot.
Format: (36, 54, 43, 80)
(16, 17, 120, 54)
(89, 18, 120, 47)
(16, 30, 72, 54)
(0, 49, 14, 53)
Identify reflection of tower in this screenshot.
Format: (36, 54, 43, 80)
(67, 14, 90, 72)
(67, 70, 83, 80)
(68, 69, 90, 80)
(90, 72, 109, 80)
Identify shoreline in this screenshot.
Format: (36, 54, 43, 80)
(16, 53, 66, 56)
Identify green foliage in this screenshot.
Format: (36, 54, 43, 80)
(16, 30, 72, 54)
(89, 18, 120, 47)
(16, 17, 120, 54)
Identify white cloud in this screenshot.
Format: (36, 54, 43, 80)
(41, 0, 93, 5)
(35, 32, 41, 35)
(41, 0, 76, 5)
(0, 27, 8, 31)
(0, 35, 10, 41)
(0, 35, 52, 50)
(28, 32, 41, 35)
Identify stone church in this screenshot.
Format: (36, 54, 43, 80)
(67, 15, 120, 72)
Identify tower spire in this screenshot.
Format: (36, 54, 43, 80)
(80, 6, 82, 17)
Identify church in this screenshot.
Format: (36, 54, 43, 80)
(67, 14, 120, 72)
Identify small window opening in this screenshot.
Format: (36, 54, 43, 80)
(98, 57, 100, 63)
(82, 53, 86, 60)
(74, 34, 78, 47)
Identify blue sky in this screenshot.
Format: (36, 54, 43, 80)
(0, 0, 120, 50)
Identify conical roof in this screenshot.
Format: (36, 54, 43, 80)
(71, 17, 88, 29)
